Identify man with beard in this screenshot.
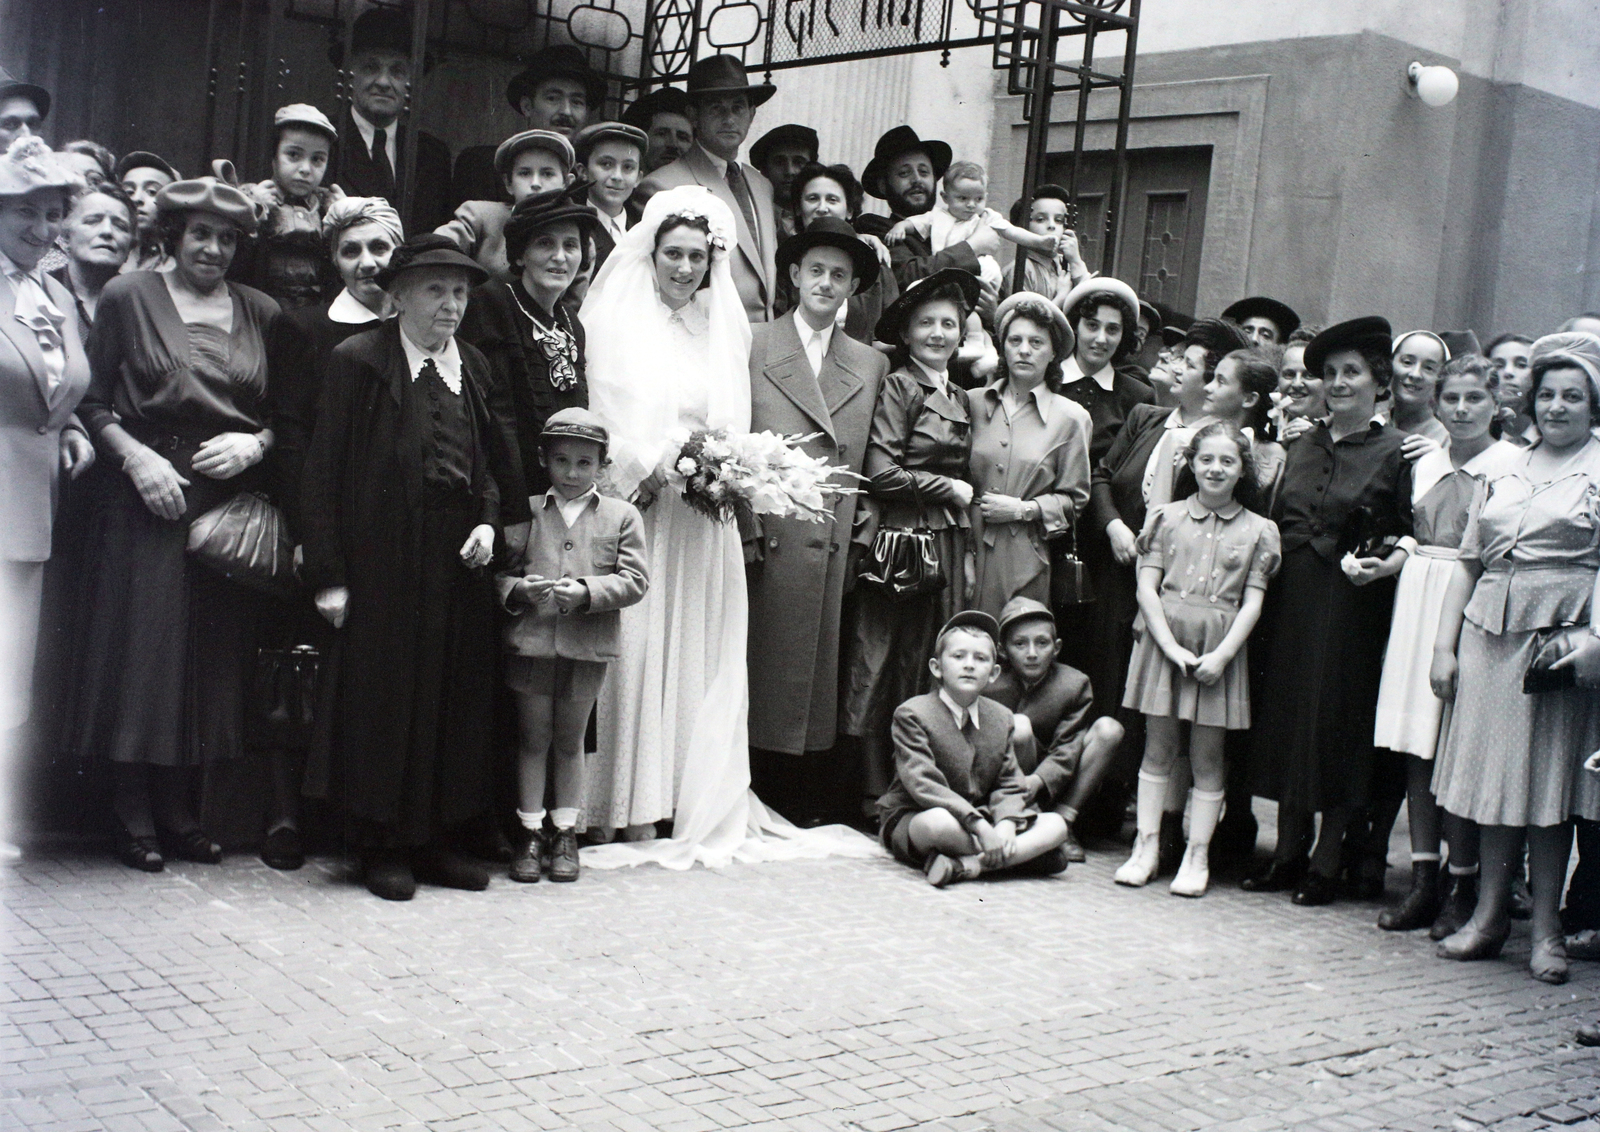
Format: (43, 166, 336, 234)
(639, 55, 779, 322)
(622, 87, 695, 175)
(749, 124, 817, 238)
(114, 151, 178, 273)
(329, 7, 452, 233)
(856, 126, 999, 320)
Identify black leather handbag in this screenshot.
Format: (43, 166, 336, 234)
(187, 491, 297, 597)
(1050, 520, 1095, 608)
(858, 525, 947, 600)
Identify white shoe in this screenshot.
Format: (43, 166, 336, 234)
(1114, 832, 1160, 887)
(1170, 843, 1210, 897)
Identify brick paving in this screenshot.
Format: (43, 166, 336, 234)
(2, 822, 1597, 1132)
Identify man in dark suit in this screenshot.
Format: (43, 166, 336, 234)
(744, 217, 889, 825)
(855, 126, 999, 321)
(638, 56, 779, 322)
(329, 8, 452, 234)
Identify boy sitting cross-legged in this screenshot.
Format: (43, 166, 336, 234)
(877, 611, 1073, 887)
(984, 598, 1124, 863)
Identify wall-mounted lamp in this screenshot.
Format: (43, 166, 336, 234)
(1406, 62, 1459, 107)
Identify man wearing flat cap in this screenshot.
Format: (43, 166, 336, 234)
(750, 124, 818, 239)
(329, 6, 452, 233)
(570, 121, 646, 275)
(744, 218, 889, 823)
(116, 151, 180, 274)
(436, 129, 576, 282)
(639, 55, 779, 322)
(856, 125, 996, 310)
(622, 87, 695, 175)
(0, 67, 48, 151)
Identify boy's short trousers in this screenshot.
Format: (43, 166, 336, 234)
(879, 806, 1038, 865)
(506, 656, 607, 702)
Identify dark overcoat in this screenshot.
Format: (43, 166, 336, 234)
(298, 321, 516, 838)
(744, 314, 887, 754)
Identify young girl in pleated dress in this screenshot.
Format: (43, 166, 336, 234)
(1115, 423, 1281, 896)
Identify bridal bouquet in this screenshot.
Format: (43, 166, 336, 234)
(665, 429, 860, 524)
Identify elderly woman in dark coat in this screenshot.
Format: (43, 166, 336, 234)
(300, 234, 523, 901)
(457, 189, 601, 496)
(1246, 317, 1413, 906)
(842, 268, 980, 814)
(70, 177, 282, 872)
(968, 292, 1090, 618)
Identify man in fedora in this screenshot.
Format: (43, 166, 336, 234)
(639, 55, 779, 322)
(749, 123, 818, 239)
(622, 87, 695, 174)
(745, 217, 888, 823)
(0, 68, 48, 151)
(857, 125, 999, 312)
(329, 6, 453, 233)
(507, 44, 604, 138)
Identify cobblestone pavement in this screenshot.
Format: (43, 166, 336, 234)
(3, 821, 1597, 1132)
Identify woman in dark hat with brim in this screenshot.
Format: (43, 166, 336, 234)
(459, 189, 603, 497)
(841, 267, 981, 817)
(299, 234, 525, 901)
(69, 177, 283, 872)
(1246, 316, 1413, 906)
(1223, 295, 1300, 349)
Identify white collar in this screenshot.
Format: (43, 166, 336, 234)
(544, 485, 598, 526)
(398, 325, 463, 394)
(794, 309, 836, 351)
(910, 356, 949, 390)
(328, 287, 383, 325)
(0, 249, 40, 285)
(1062, 353, 1115, 392)
(939, 688, 979, 731)
(349, 106, 395, 148)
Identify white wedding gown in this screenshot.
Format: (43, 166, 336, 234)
(579, 187, 880, 870)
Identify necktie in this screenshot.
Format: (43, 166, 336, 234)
(372, 127, 395, 192)
(724, 161, 759, 251)
(961, 716, 978, 748)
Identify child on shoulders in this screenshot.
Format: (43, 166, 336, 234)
(1116, 422, 1281, 896)
(877, 610, 1072, 887)
(496, 408, 649, 883)
(984, 597, 1125, 863)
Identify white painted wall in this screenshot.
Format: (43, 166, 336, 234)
(1139, 0, 1600, 109)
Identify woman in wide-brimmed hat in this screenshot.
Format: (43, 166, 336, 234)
(299, 234, 523, 901)
(68, 176, 285, 873)
(841, 267, 982, 816)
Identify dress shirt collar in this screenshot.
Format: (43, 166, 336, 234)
(350, 107, 397, 164)
(328, 287, 383, 325)
(1185, 495, 1244, 522)
(0, 249, 41, 285)
(983, 378, 1052, 425)
(696, 143, 729, 177)
(1062, 353, 1115, 392)
(398, 324, 463, 394)
(588, 195, 629, 239)
(939, 688, 980, 731)
(910, 355, 950, 393)
(544, 485, 598, 527)
(794, 310, 835, 371)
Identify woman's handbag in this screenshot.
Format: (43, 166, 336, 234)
(1050, 520, 1095, 608)
(858, 525, 947, 600)
(187, 491, 297, 597)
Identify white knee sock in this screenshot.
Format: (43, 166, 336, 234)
(516, 809, 546, 832)
(550, 808, 579, 831)
(1187, 788, 1225, 847)
(1136, 771, 1169, 837)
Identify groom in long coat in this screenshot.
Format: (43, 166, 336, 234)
(744, 218, 888, 823)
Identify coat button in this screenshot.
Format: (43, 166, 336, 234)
(768, 536, 779, 549)
(564, 541, 573, 551)
(838, 444, 847, 457)
(36, 425, 47, 435)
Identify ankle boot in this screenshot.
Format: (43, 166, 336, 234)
(1171, 789, 1224, 897)
(1378, 859, 1441, 931)
(1430, 871, 1478, 940)
(1115, 771, 1167, 887)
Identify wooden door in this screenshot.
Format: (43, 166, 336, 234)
(1044, 146, 1212, 317)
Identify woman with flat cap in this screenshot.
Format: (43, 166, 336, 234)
(69, 176, 283, 872)
(299, 233, 522, 900)
(841, 267, 980, 815)
(968, 292, 1090, 618)
(1246, 316, 1413, 906)
(458, 188, 601, 496)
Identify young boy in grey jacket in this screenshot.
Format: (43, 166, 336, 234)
(496, 408, 648, 883)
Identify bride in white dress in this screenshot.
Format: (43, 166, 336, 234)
(580, 185, 876, 869)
